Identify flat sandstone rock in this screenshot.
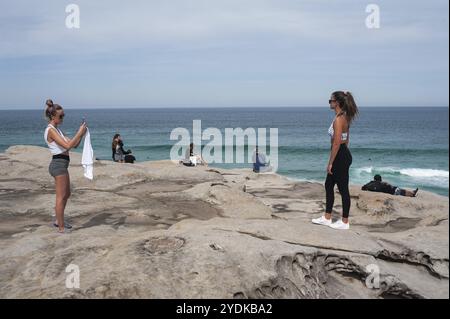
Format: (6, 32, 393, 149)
(0, 146, 448, 298)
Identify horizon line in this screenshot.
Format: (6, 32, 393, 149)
(0, 105, 449, 111)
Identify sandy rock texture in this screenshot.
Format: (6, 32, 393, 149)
(0, 146, 448, 298)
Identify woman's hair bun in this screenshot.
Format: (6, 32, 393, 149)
(46, 99, 54, 108)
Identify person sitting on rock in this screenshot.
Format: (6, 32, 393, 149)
(112, 134, 135, 163)
(252, 146, 272, 173)
(362, 174, 418, 197)
(252, 146, 265, 173)
(181, 142, 207, 166)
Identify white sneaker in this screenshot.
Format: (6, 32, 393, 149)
(329, 219, 350, 230)
(312, 216, 332, 226)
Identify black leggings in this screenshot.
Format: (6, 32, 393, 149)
(325, 144, 352, 218)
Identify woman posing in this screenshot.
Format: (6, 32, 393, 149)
(312, 91, 359, 230)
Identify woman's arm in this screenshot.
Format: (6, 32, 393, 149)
(48, 125, 85, 150)
(327, 117, 344, 174)
(65, 135, 82, 148)
(73, 137, 82, 148)
(120, 145, 131, 155)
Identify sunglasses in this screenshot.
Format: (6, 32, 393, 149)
(59, 114, 65, 119)
(329, 99, 336, 104)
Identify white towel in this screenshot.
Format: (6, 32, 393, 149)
(81, 128, 94, 180)
(189, 156, 197, 166)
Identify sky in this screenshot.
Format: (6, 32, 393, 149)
(0, 0, 448, 109)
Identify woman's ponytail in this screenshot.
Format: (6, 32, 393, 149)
(344, 92, 359, 125)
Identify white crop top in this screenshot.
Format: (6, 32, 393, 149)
(328, 117, 348, 142)
(44, 124, 68, 155)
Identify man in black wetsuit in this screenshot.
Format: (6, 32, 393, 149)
(362, 175, 418, 197)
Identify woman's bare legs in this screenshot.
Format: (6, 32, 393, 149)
(63, 174, 71, 211)
(54, 174, 70, 232)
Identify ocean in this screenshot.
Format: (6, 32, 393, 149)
(0, 107, 448, 196)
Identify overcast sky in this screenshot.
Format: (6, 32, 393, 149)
(0, 0, 448, 109)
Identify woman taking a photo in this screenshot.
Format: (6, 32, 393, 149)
(312, 91, 359, 230)
(44, 99, 87, 233)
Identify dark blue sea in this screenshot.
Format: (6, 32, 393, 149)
(0, 107, 448, 196)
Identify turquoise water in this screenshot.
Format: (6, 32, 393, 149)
(0, 107, 448, 196)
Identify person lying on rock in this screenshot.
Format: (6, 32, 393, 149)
(362, 174, 418, 197)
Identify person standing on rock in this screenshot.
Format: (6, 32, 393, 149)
(312, 91, 359, 230)
(44, 99, 87, 233)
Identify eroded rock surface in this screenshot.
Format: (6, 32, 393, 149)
(0, 146, 448, 298)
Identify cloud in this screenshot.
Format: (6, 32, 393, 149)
(0, 0, 447, 108)
(0, 0, 446, 58)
